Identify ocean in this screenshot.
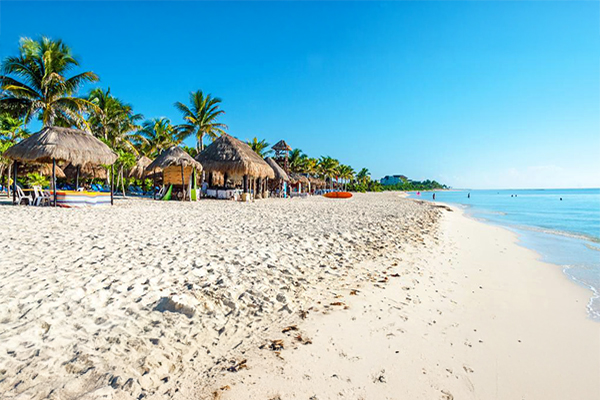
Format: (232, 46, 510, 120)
(408, 189, 600, 321)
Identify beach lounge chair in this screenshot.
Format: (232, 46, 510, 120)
(32, 186, 51, 206)
(15, 186, 33, 205)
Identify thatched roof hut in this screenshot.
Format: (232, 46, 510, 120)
(195, 134, 274, 179)
(146, 146, 202, 173)
(3, 126, 117, 166)
(146, 147, 203, 200)
(18, 163, 66, 179)
(308, 176, 326, 187)
(265, 157, 289, 182)
(289, 173, 309, 185)
(63, 163, 108, 180)
(128, 156, 153, 179)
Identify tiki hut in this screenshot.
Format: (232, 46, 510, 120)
(145, 146, 203, 201)
(18, 163, 66, 179)
(128, 156, 153, 180)
(265, 157, 289, 182)
(64, 163, 108, 181)
(3, 126, 117, 206)
(289, 173, 310, 194)
(196, 134, 274, 199)
(265, 157, 289, 197)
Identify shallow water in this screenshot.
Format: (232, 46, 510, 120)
(409, 189, 600, 321)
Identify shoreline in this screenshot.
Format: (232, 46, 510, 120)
(210, 200, 600, 399)
(411, 191, 600, 322)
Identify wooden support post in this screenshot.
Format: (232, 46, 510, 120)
(243, 175, 248, 193)
(12, 161, 17, 205)
(52, 158, 57, 207)
(76, 165, 80, 190)
(110, 164, 114, 205)
(153, 168, 157, 200)
(180, 164, 185, 201)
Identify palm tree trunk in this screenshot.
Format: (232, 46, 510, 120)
(198, 132, 205, 152)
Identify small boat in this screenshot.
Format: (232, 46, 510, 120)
(324, 192, 353, 199)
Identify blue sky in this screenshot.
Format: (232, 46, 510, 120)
(1, 1, 598, 189)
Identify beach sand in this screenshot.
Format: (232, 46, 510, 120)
(0, 193, 598, 399)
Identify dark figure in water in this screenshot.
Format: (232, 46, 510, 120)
(468, 193, 471, 199)
(560, 198, 563, 201)
(511, 195, 514, 197)
(433, 193, 436, 200)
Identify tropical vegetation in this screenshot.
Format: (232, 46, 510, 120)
(0, 35, 447, 194)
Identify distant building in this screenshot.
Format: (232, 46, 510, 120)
(380, 175, 408, 186)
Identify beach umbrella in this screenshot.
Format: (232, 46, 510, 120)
(3, 126, 117, 206)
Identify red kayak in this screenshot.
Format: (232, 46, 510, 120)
(324, 192, 353, 199)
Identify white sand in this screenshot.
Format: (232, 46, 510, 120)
(0, 193, 598, 399)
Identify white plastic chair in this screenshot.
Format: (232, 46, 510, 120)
(32, 186, 51, 206)
(16, 186, 33, 205)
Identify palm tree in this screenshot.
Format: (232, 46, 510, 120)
(289, 149, 305, 173)
(137, 118, 181, 157)
(337, 164, 355, 190)
(174, 90, 227, 152)
(317, 156, 339, 189)
(87, 88, 143, 152)
(181, 146, 198, 158)
(247, 137, 272, 158)
(356, 168, 371, 185)
(0, 37, 99, 128)
(0, 113, 29, 195)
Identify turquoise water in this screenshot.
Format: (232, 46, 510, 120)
(409, 189, 600, 320)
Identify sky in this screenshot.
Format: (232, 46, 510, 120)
(1, 1, 599, 189)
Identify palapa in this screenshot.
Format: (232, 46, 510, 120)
(3, 126, 117, 166)
(145, 146, 203, 172)
(63, 163, 108, 180)
(18, 163, 66, 179)
(265, 157, 289, 181)
(289, 173, 309, 185)
(128, 156, 153, 179)
(195, 134, 274, 179)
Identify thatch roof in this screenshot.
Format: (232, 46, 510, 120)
(307, 175, 326, 186)
(128, 155, 153, 179)
(146, 146, 203, 172)
(272, 140, 292, 152)
(195, 134, 274, 179)
(289, 173, 309, 185)
(3, 126, 117, 166)
(63, 163, 108, 180)
(18, 163, 66, 179)
(265, 157, 289, 181)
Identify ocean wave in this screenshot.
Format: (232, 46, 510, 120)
(563, 265, 600, 322)
(513, 224, 600, 244)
